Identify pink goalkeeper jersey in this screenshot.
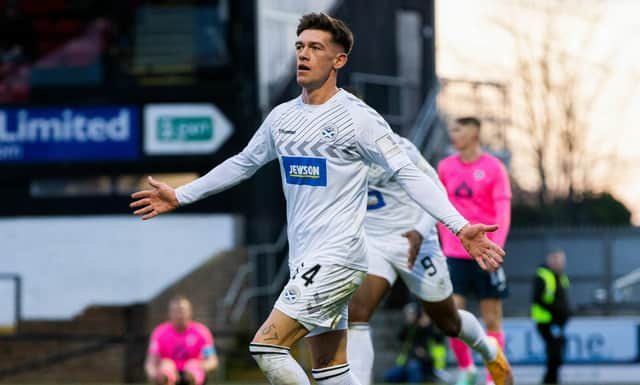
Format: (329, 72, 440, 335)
(437, 153, 511, 259)
(148, 321, 215, 370)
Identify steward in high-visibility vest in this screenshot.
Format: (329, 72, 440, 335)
(531, 265, 570, 325)
(531, 250, 571, 385)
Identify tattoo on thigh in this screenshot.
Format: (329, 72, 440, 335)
(260, 323, 280, 341)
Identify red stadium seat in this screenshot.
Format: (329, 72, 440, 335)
(21, 0, 65, 15)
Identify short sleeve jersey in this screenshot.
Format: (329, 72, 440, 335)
(437, 153, 511, 258)
(148, 321, 215, 370)
(245, 89, 412, 271)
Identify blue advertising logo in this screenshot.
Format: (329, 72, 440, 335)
(0, 107, 139, 163)
(282, 156, 327, 186)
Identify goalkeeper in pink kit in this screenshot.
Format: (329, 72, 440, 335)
(145, 296, 218, 385)
(437, 117, 512, 385)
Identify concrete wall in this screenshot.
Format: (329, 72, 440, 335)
(0, 214, 239, 325)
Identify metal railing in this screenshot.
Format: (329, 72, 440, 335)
(232, 250, 290, 324)
(407, 81, 440, 148)
(612, 267, 640, 303)
(350, 72, 420, 133)
(217, 227, 289, 326)
(0, 273, 22, 332)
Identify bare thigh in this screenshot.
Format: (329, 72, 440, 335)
(348, 274, 390, 323)
(252, 308, 309, 347)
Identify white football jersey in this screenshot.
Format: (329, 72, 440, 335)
(365, 135, 441, 244)
(178, 89, 411, 271)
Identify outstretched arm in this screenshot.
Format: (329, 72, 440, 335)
(356, 119, 505, 271)
(130, 117, 277, 220)
(396, 163, 504, 271)
(130, 176, 181, 220)
(395, 136, 445, 269)
(393, 135, 505, 270)
(397, 135, 446, 237)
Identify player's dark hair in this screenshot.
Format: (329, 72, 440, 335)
(297, 12, 354, 55)
(455, 116, 482, 130)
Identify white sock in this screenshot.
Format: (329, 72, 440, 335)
(250, 343, 310, 385)
(312, 364, 361, 385)
(456, 310, 498, 363)
(347, 323, 373, 385)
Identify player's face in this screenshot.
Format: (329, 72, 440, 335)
(448, 123, 479, 151)
(295, 29, 347, 89)
(169, 299, 192, 329)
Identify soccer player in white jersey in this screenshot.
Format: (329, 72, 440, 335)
(130, 13, 509, 385)
(347, 135, 513, 385)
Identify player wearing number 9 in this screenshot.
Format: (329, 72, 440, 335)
(346, 134, 513, 385)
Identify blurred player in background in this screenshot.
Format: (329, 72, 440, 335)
(347, 134, 513, 385)
(131, 13, 506, 385)
(437, 117, 512, 385)
(145, 295, 218, 385)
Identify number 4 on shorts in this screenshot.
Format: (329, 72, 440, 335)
(301, 264, 321, 287)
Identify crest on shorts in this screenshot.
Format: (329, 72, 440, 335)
(283, 285, 300, 304)
(320, 124, 339, 142)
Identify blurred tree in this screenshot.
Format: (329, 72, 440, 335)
(512, 192, 631, 226)
(491, 0, 629, 207)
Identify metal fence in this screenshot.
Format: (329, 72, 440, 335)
(501, 226, 640, 316)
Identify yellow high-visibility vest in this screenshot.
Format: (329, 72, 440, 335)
(531, 266, 569, 323)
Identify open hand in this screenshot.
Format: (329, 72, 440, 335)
(457, 223, 505, 271)
(402, 230, 424, 269)
(130, 176, 179, 220)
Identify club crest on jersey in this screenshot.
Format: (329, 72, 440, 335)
(282, 156, 327, 186)
(283, 285, 300, 304)
(320, 124, 338, 142)
(474, 169, 486, 181)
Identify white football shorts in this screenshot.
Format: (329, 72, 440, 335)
(366, 234, 452, 302)
(274, 264, 365, 337)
